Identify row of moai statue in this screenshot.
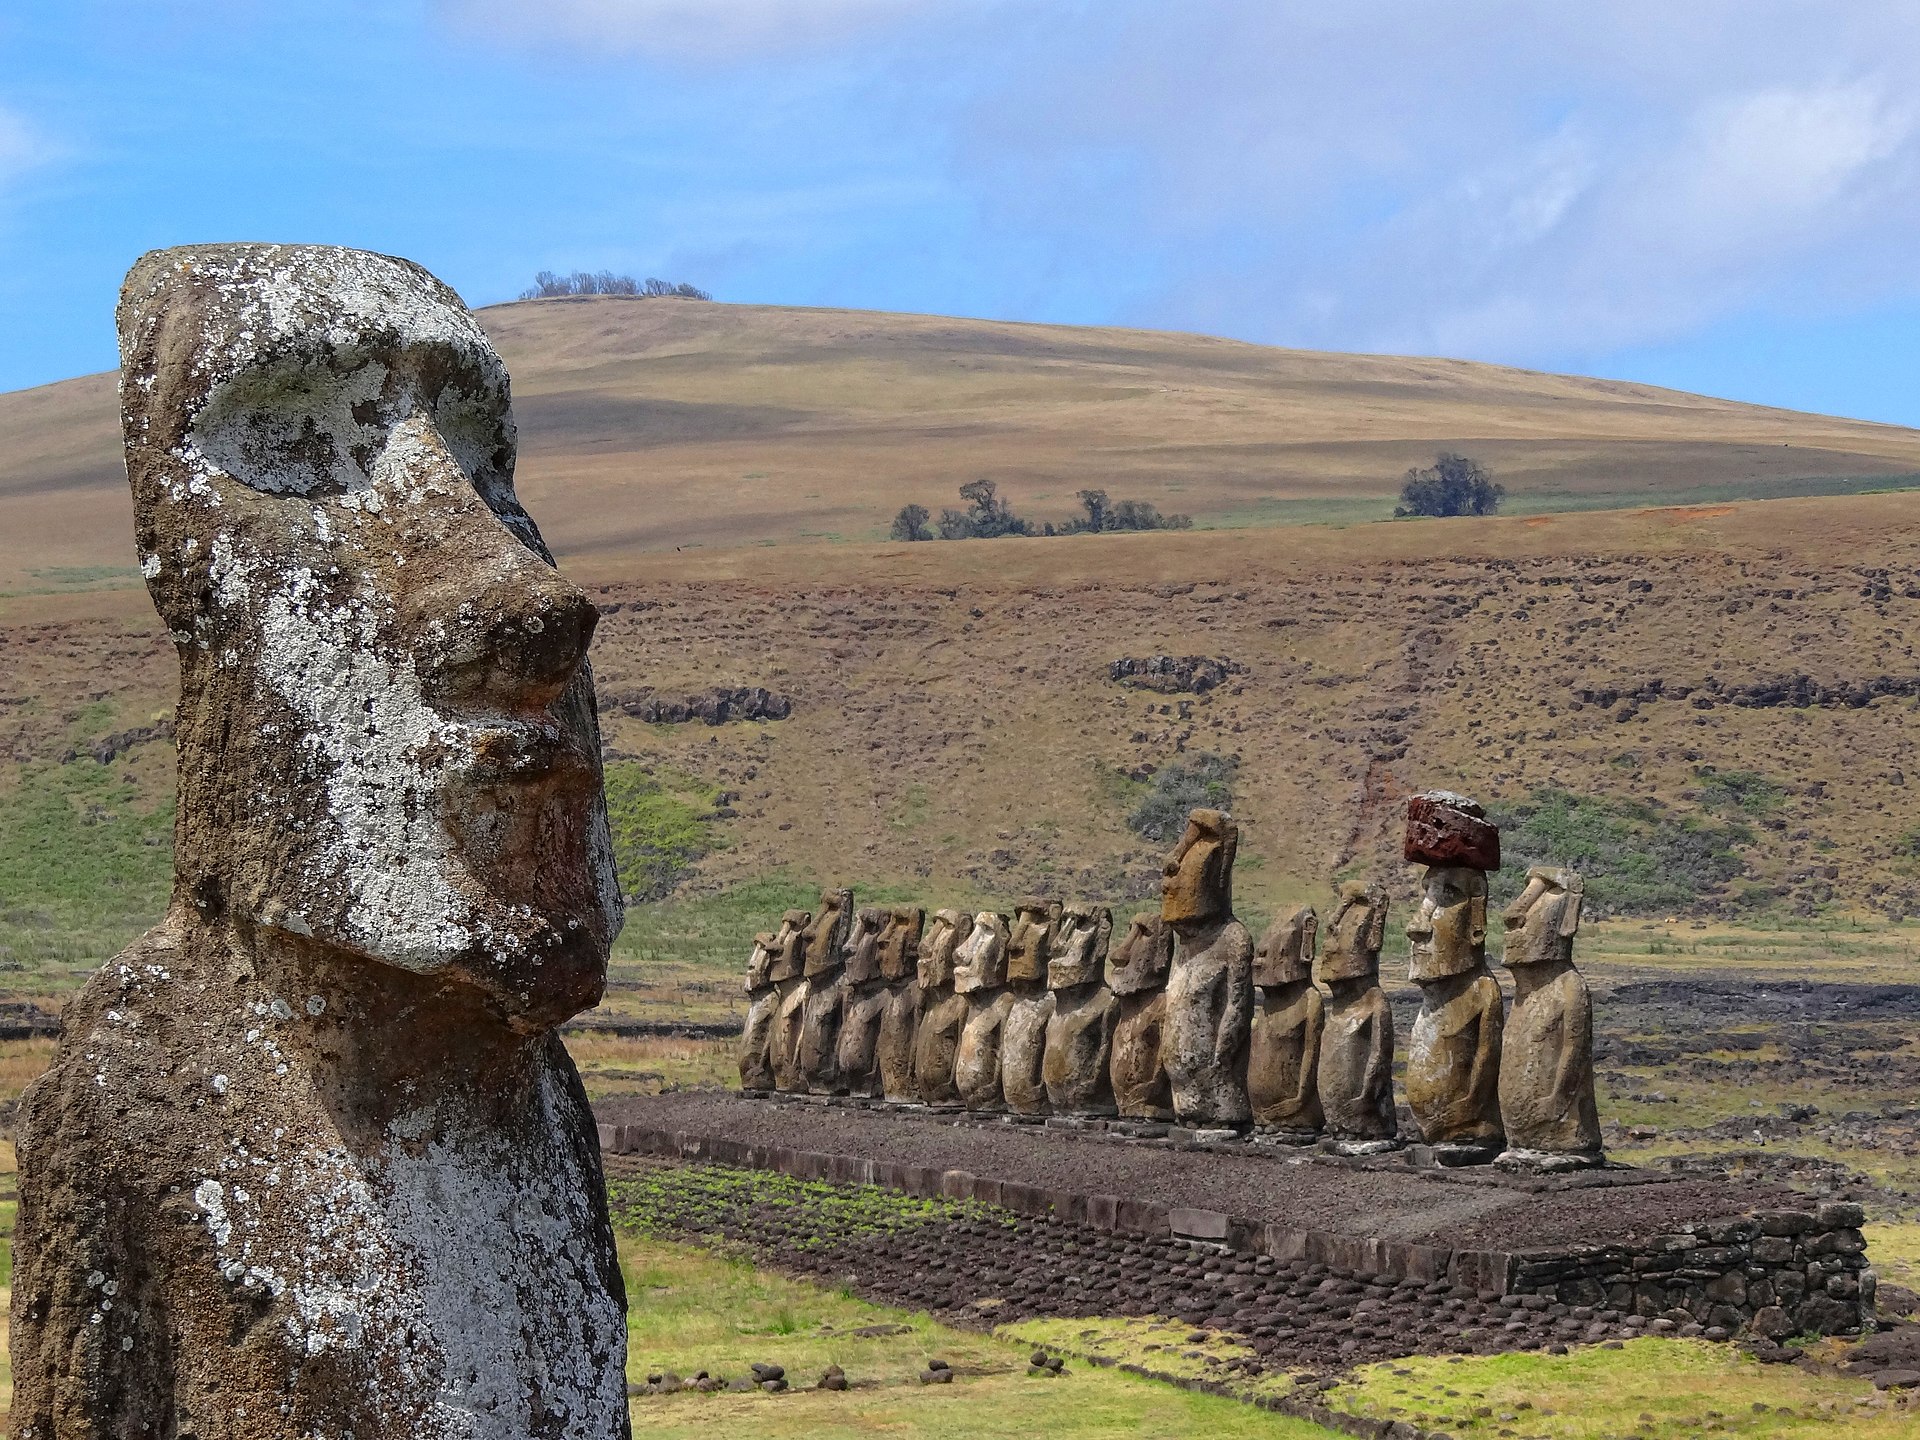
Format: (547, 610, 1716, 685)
(739, 793, 1601, 1169)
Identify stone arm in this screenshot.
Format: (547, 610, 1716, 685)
(1215, 923, 1255, 1069)
(1554, 976, 1593, 1110)
(1363, 995, 1396, 1112)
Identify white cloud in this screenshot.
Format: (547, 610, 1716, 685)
(0, 104, 54, 186)
(442, 0, 950, 60)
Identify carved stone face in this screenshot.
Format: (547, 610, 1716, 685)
(1047, 904, 1113, 990)
(1314, 881, 1388, 986)
(1254, 904, 1318, 987)
(918, 908, 973, 989)
(118, 244, 620, 1027)
(1502, 866, 1583, 968)
(878, 906, 924, 983)
(746, 932, 777, 992)
(1106, 911, 1173, 996)
(767, 909, 811, 983)
(1405, 865, 1488, 982)
(841, 906, 887, 985)
(802, 889, 854, 977)
(1006, 900, 1059, 985)
(1161, 808, 1238, 928)
(952, 911, 1009, 995)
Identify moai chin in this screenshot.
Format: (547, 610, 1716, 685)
(11, 245, 630, 1437)
(1403, 792, 1507, 1165)
(1107, 910, 1176, 1121)
(952, 911, 1015, 1111)
(874, 906, 926, 1104)
(740, 931, 780, 1092)
(1001, 899, 1061, 1117)
(1160, 809, 1254, 1128)
(1042, 903, 1118, 1115)
(796, 888, 854, 1093)
(834, 907, 890, 1098)
(1314, 880, 1399, 1154)
(1248, 904, 1324, 1140)
(767, 907, 813, 1093)
(1496, 868, 1604, 1170)
(912, 908, 973, 1107)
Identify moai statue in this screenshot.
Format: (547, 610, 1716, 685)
(1248, 904, 1323, 1140)
(767, 907, 813, 1093)
(1000, 898, 1061, 1117)
(953, 911, 1015, 1111)
(740, 930, 780, 1092)
(1042, 903, 1118, 1115)
(834, 906, 891, 1097)
(874, 906, 926, 1104)
(1108, 911, 1176, 1121)
(912, 908, 973, 1107)
(1404, 792, 1507, 1165)
(11, 245, 630, 1436)
(1497, 868, 1603, 1169)
(1315, 881, 1399, 1154)
(796, 888, 855, 1093)
(1161, 809, 1254, 1128)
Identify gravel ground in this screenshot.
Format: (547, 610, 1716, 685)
(600, 1091, 1799, 1252)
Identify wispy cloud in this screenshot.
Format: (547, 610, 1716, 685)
(0, 103, 56, 187)
(441, 0, 956, 60)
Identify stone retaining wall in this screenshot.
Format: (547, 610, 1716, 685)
(598, 1121, 1874, 1336)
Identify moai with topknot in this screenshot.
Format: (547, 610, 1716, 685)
(768, 908, 813, 1093)
(796, 888, 855, 1093)
(1161, 809, 1254, 1128)
(1248, 904, 1323, 1140)
(912, 908, 973, 1107)
(1497, 867, 1603, 1169)
(833, 906, 890, 1097)
(1403, 793, 1506, 1165)
(1108, 911, 1176, 1122)
(1041, 904, 1118, 1115)
(874, 906, 926, 1104)
(953, 912, 1015, 1111)
(1315, 880, 1398, 1154)
(1001, 899, 1061, 1117)
(740, 930, 780, 1093)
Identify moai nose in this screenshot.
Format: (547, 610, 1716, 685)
(413, 556, 599, 712)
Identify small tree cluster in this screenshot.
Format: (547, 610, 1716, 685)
(1127, 754, 1238, 844)
(889, 482, 1190, 542)
(938, 479, 1034, 539)
(1394, 452, 1504, 518)
(1061, 488, 1192, 533)
(520, 271, 712, 300)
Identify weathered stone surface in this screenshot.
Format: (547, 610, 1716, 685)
(12, 245, 629, 1437)
(1497, 867, 1603, 1164)
(797, 889, 854, 1093)
(1161, 809, 1253, 1126)
(874, 907, 925, 1103)
(1108, 912, 1175, 1121)
(1406, 856, 1505, 1161)
(1315, 882, 1398, 1151)
(954, 912, 1014, 1111)
(1043, 904, 1118, 1114)
(912, 909, 973, 1106)
(835, 907, 891, 1097)
(1404, 790, 1501, 870)
(739, 931, 780, 1090)
(1249, 906, 1322, 1134)
(1002, 901, 1059, 1115)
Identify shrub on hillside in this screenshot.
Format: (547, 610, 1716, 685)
(1061, 488, 1193, 533)
(1490, 787, 1751, 915)
(1394, 452, 1503, 518)
(520, 270, 711, 300)
(890, 503, 933, 542)
(602, 760, 719, 901)
(1127, 754, 1238, 844)
(937, 479, 1035, 540)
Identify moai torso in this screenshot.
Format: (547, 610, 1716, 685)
(767, 909, 813, 1093)
(913, 909, 973, 1106)
(1001, 900, 1060, 1116)
(834, 907, 890, 1097)
(1161, 810, 1253, 1127)
(1498, 868, 1602, 1163)
(797, 889, 854, 1093)
(1248, 904, 1323, 1134)
(740, 931, 780, 1092)
(1108, 911, 1176, 1121)
(953, 912, 1014, 1111)
(1042, 904, 1118, 1115)
(1315, 881, 1399, 1150)
(11, 246, 630, 1438)
(874, 907, 925, 1103)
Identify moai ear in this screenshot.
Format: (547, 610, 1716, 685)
(1300, 908, 1319, 961)
(1469, 892, 1487, 945)
(1364, 890, 1388, 953)
(1091, 906, 1113, 957)
(1559, 872, 1585, 939)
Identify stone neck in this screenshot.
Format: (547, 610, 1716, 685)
(1506, 954, 1574, 999)
(1257, 976, 1314, 1002)
(1324, 974, 1379, 1004)
(1169, 914, 1233, 949)
(1412, 964, 1494, 1003)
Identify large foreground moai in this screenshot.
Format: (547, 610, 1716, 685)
(1248, 905, 1323, 1138)
(953, 912, 1015, 1111)
(1108, 911, 1176, 1120)
(1403, 793, 1507, 1164)
(796, 888, 854, 1092)
(1315, 881, 1398, 1154)
(12, 245, 630, 1437)
(1001, 899, 1060, 1116)
(767, 907, 813, 1092)
(874, 906, 925, 1103)
(1042, 904, 1118, 1114)
(834, 906, 890, 1096)
(1498, 867, 1604, 1169)
(912, 908, 973, 1106)
(1161, 810, 1254, 1127)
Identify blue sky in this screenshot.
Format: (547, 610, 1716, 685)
(6, 1, 1920, 424)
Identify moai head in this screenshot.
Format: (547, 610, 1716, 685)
(1106, 910, 1174, 996)
(1047, 904, 1113, 990)
(952, 911, 1009, 995)
(1161, 808, 1239, 929)
(766, 908, 812, 983)
(802, 888, 854, 977)
(1254, 904, 1318, 987)
(841, 906, 888, 985)
(1405, 866, 1489, 982)
(1314, 881, 1389, 986)
(1502, 867, 1584, 969)
(117, 244, 619, 1027)
(918, 908, 973, 990)
(746, 932, 777, 993)
(878, 906, 925, 983)
(1007, 899, 1060, 984)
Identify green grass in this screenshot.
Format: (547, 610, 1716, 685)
(1489, 787, 1752, 915)
(603, 760, 724, 902)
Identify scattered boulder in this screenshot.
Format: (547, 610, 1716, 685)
(609, 685, 792, 724)
(1108, 655, 1246, 694)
